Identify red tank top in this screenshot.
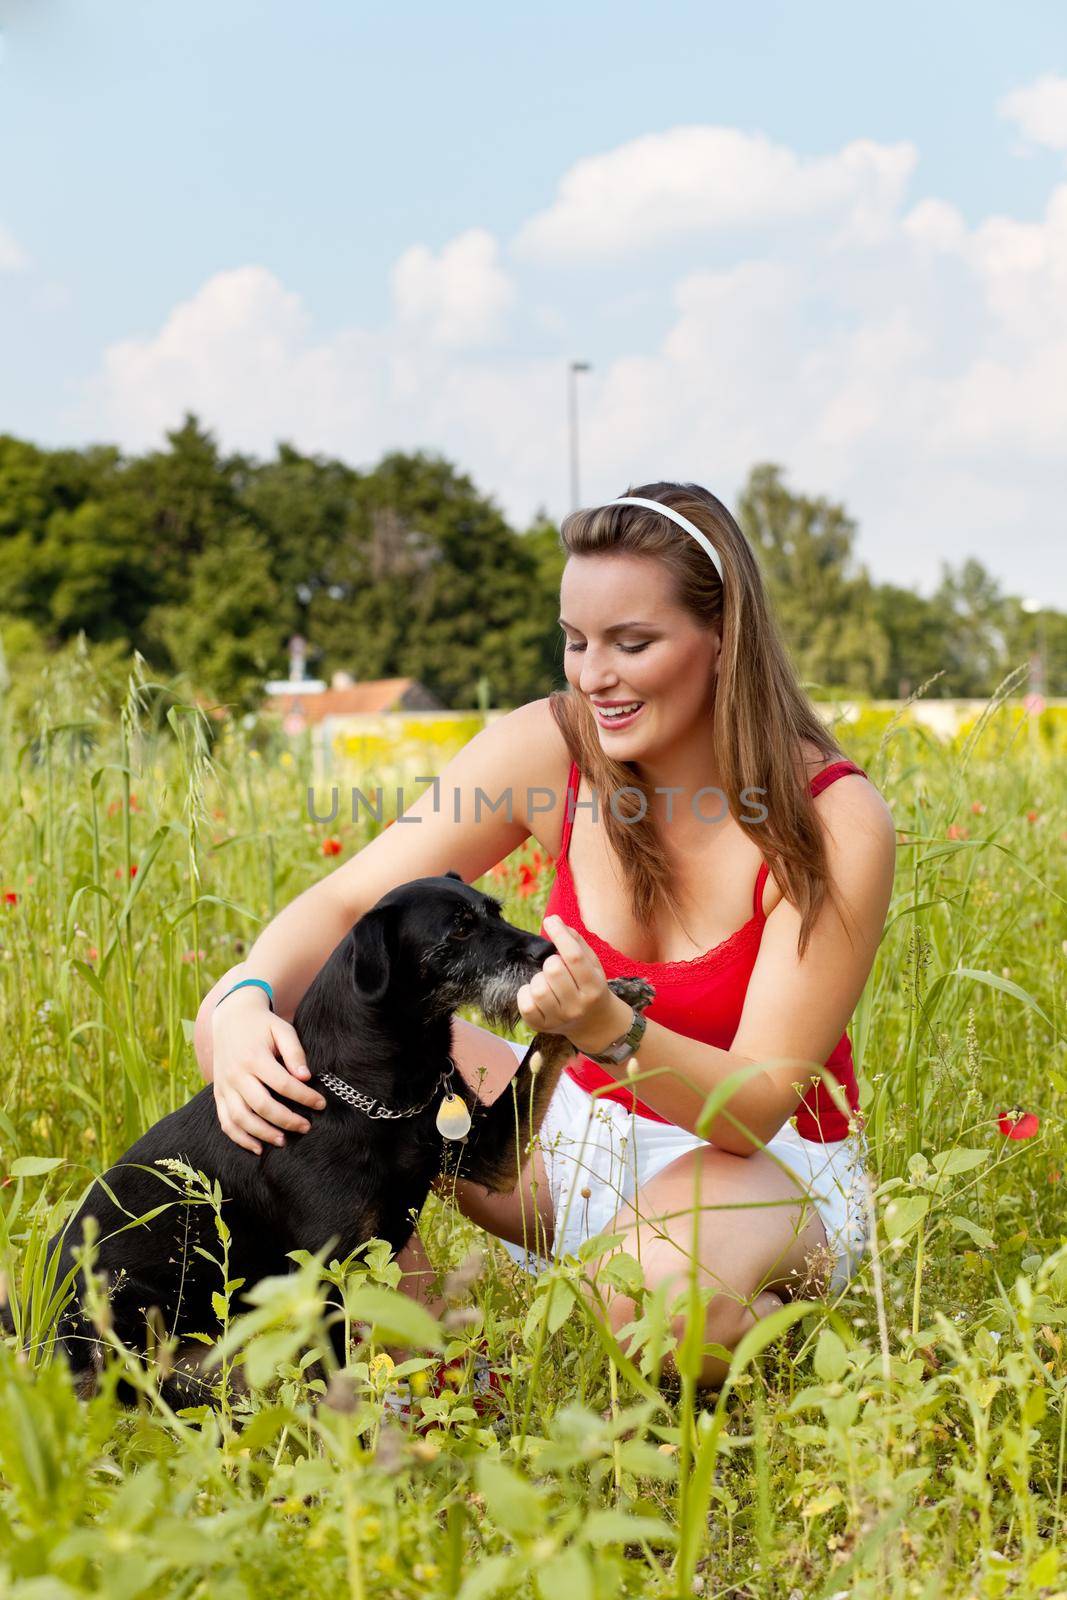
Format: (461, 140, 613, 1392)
(540, 760, 867, 1143)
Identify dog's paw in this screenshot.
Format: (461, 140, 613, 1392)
(606, 975, 656, 1012)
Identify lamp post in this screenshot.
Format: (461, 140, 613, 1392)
(568, 360, 591, 511)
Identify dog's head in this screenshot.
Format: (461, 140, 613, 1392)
(345, 870, 556, 1028)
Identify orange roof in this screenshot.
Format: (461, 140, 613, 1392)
(266, 678, 422, 723)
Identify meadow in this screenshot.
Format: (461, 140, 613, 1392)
(0, 649, 1065, 1599)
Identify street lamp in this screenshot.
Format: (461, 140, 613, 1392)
(568, 360, 591, 511)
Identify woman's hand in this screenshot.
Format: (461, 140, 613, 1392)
(210, 989, 327, 1156)
(516, 914, 628, 1052)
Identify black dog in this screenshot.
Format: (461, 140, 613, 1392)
(43, 871, 654, 1406)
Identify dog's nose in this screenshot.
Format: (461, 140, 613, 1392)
(527, 935, 556, 966)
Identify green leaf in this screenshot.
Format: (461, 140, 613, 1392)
(928, 1147, 991, 1180)
(345, 1284, 444, 1351)
(475, 1458, 546, 1538)
(598, 1252, 645, 1298)
(813, 1328, 848, 1383)
(8, 1157, 65, 1177)
(523, 1293, 548, 1347)
(951, 1215, 996, 1251)
(457, 1554, 518, 1600)
(924, 967, 1058, 1036)
(583, 1509, 678, 1546)
(882, 1193, 930, 1247)
(545, 1280, 577, 1336)
(536, 1546, 593, 1600)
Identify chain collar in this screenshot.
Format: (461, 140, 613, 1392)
(317, 1059, 457, 1120)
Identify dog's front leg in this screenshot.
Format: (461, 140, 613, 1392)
(452, 1029, 576, 1194)
(455, 976, 656, 1194)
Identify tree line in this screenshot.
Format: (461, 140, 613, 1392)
(0, 416, 1062, 713)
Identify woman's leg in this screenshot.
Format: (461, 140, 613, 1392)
(395, 1017, 557, 1313)
(589, 1142, 832, 1390)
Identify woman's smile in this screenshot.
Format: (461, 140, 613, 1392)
(592, 700, 646, 730)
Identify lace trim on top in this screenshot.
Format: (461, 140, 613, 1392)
(550, 759, 868, 984)
(549, 854, 765, 983)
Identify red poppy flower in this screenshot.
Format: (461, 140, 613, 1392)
(87, 946, 99, 962)
(947, 824, 969, 841)
(490, 861, 509, 879)
(998, 1110, 1040, 1140)
(321, 837, 343, 856)
(516, 863, 537, 898)
(3, 891, 17, 906)
(970, 800, 986, 815)
(113, 865, 138, 878)
(1026, 809, 1039, 824)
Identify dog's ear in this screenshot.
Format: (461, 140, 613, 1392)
(351, 905, 397, 1003)
(443, 869, 464, 883)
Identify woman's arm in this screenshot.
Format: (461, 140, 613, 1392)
(575, 777, 897, 1154)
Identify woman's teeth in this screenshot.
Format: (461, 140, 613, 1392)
(596, 701, 644, 722)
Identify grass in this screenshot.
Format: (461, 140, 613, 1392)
(0, 649, 1064, 1598)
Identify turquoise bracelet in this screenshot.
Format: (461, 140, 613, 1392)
(216, 977, 275, 1013)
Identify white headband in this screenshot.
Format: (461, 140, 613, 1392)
(604, 495, 725, 583)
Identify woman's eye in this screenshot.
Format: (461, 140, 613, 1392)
(564, 641, 650, 654)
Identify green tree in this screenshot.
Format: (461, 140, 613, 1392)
(305, 451, 551, 707)
(117, 414, 251, 609)
(737, 463, 890, 695)
(243, 442, 364, 646)
(521, 509, 569, 694)
(933, 559, 1009, 697)
(144, 522, 283, 712)
(870, 584, 948, 698)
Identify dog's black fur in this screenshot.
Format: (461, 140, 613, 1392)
(34, 871, 654, 1407)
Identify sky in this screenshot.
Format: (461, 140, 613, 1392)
(1, 1, 1066, 604)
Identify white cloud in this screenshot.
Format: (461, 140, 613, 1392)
(513, 126, 917, 260)
(0, 225, 29, 271)
(71, 115, 1067, 603)
(82, 265, 385, 453)
(999, 73, 1067, 152)
(390, 228, 515, 347)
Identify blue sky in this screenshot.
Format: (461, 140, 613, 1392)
(2, 1, 1066, 602)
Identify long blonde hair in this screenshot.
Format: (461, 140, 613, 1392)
(548, 481, 851, 960)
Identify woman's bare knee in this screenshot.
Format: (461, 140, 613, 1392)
(396, 1228, 450, 1315)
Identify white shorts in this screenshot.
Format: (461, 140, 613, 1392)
(494, 1041, 870, 1295)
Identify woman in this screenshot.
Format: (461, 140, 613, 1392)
(195, 482, 896, 1389)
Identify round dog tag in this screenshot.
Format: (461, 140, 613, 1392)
(436, 1092, 472, 1140)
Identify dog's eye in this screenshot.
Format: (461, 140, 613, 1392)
(451, 915, 478, 940)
